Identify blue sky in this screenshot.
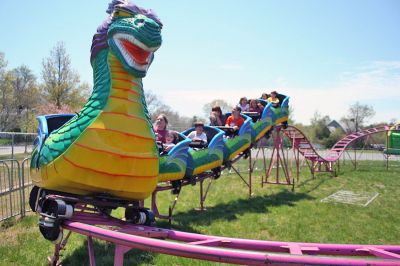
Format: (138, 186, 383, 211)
(1, 0, 399, 124)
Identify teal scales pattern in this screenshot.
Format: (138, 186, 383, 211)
(34, 50, 111, 167)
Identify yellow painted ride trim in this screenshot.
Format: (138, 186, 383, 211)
(158, 171, 186, 183)
(31, 155, 157, 200)
(63, 144, 158, 177)
(88, 112, 153, 138)
(255, 125, 272, 142)
(76, 130, 156, 156)
(275, 116, 288, 125)
(228, 142, 251, 161)
(192, 159, 223, 176)
(109, 82, 140, 94)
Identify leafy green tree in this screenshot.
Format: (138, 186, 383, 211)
(0, 53, 41, 131)
(41, 42, 87, 110)
(0, 53, 14, 131)
(310, 111, 331, 144)
(12, 65, 40, 132)
(325, 128, 345, 148)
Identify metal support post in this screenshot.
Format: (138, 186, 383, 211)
(263, 127, 291, 186)
(114, 245, 131, 266)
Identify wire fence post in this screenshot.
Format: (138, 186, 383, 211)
(0, 132, 36, 222)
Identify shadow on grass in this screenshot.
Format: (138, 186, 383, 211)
(61, 238, 156, 266)
(168, 190, 314, 232)
(297, 175, 330, 193)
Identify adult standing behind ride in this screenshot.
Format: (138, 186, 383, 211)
(187, 122, 208, 144)
(225, 106, 245, 133)
(209, 106, 226, 126)
(267, 91, 280, 107)
(237, 97, 249, 112)
(154, 114, 169, 143)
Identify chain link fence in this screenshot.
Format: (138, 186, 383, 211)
(0, 132, 35, 222)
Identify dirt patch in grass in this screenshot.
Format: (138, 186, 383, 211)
(0, 214, 37, 247)
(0, 226, 21, 247)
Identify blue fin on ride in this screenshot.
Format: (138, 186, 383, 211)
(208, 130, 225, 155)
(31, 114, 75, 169)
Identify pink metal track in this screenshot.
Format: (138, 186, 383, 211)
(62, 211, 400, 265)
(283, 125, 390, 163)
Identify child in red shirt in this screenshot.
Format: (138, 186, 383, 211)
(225, 106, 245, 132)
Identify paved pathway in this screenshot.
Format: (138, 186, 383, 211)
(0, 145, 33, 156)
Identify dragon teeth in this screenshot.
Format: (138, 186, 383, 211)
(113, 36, 151, 71)
(113, 33, 158, 52)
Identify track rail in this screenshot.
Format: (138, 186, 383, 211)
(61, 211, 400, 265)
(283, 125, 390, 163)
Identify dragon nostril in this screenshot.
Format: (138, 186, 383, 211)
(135, 19, 145, 27)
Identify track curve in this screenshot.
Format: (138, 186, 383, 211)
(283, 125, 390, 163)
(62, 211, 400, 265)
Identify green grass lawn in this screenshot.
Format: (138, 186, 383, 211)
(0, 160, 399, 265)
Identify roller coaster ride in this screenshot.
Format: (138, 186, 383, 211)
(28, 1, 400, 265)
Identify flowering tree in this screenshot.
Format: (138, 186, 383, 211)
(36, 103, 77, 115)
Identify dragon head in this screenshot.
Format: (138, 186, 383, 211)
(91, 0, 162, 77)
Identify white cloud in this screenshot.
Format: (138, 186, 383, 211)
(287, 61, 400, 124)
(273, 76, 289, 88)
(218, 63, 244, 70)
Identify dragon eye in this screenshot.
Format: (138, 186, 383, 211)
(113, 9, 133, 18)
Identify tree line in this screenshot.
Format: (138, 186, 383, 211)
(0, 42, 88, 132)
(292, 103, 395, 149)
(0, 42, 199, 133)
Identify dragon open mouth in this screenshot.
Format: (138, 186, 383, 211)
(113, 33, 157, 71)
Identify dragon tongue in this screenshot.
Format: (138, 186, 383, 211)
(121, 40, 151, 65)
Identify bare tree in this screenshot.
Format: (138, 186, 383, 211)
(41, 42, 87, 110)
(389, 118, 397, 125)
(0, 52, 5, 75)
(341, 102, 375, 132)
(144, 90, 194, 131)
(150, 104, 193, 131)
(288, 106, 295, 124)
(144, 90, 165, 116)
(202, 99, 233, 117)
